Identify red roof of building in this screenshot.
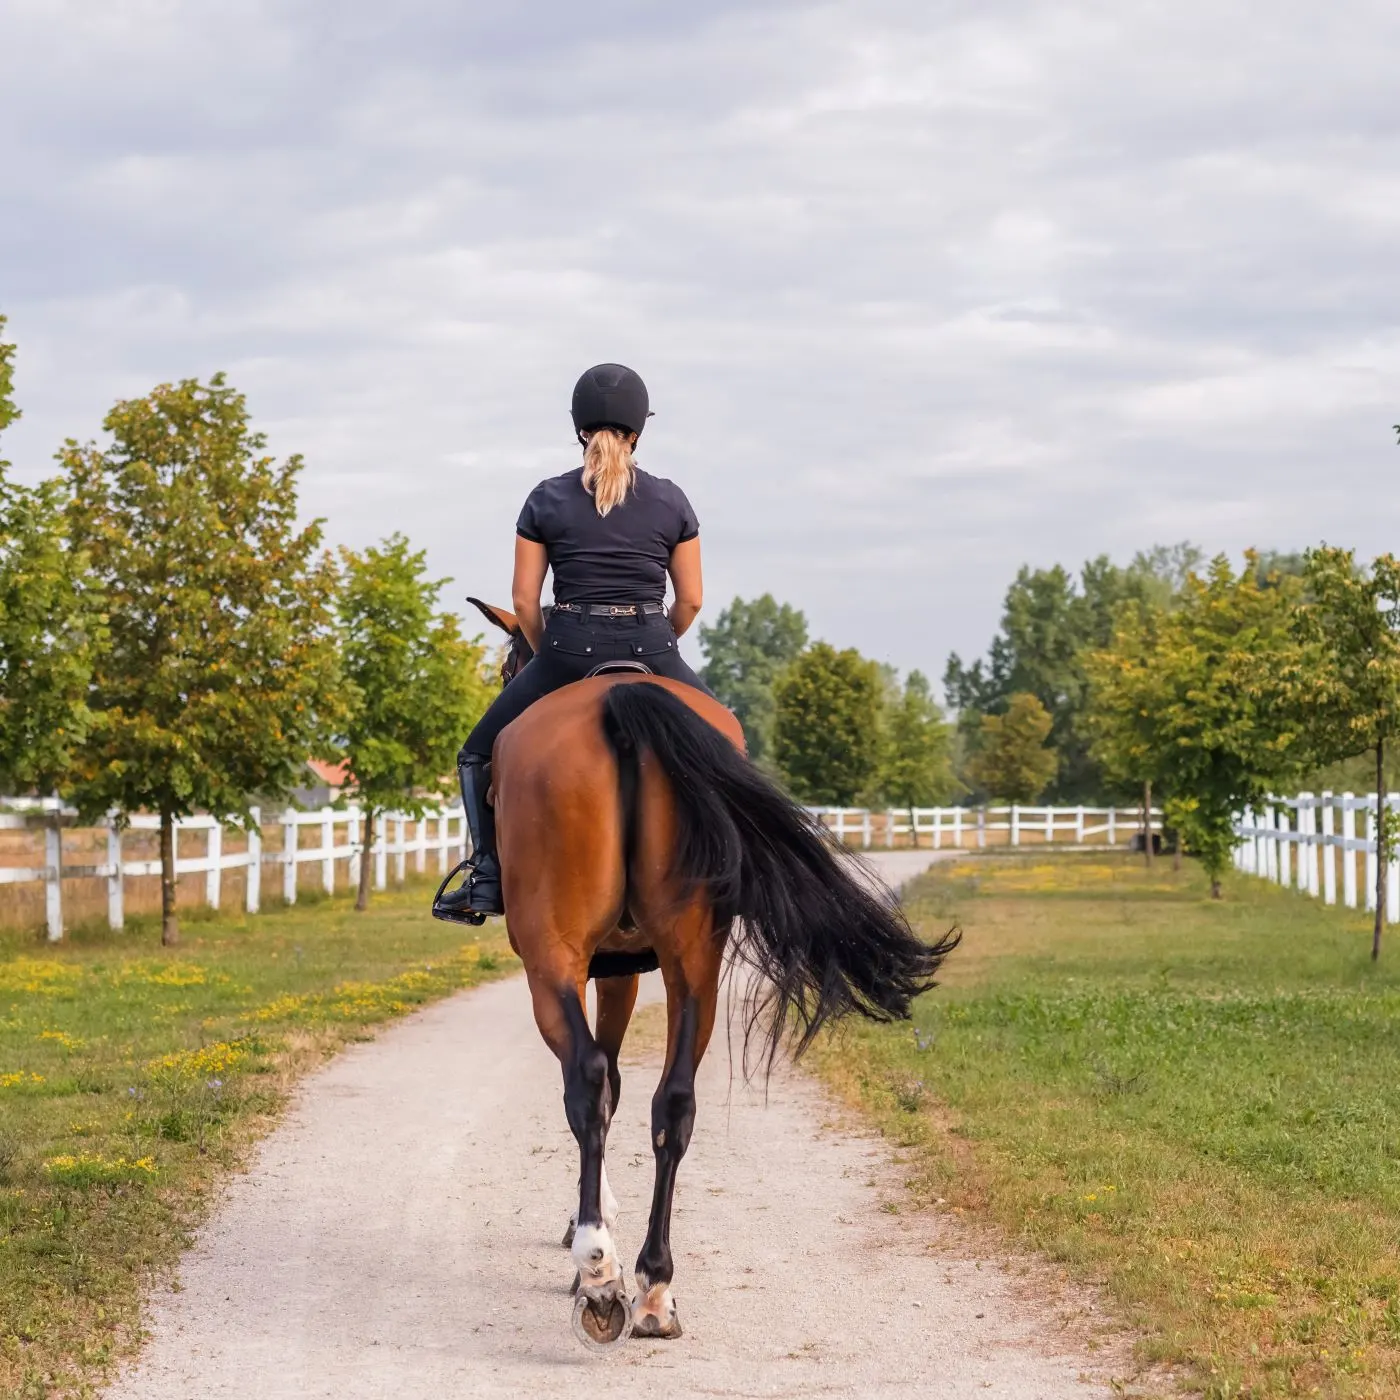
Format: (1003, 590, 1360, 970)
(305, 758, 351, 788)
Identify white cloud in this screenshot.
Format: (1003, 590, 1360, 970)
(2, 0, 1398, 683)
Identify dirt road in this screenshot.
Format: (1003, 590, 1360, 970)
(107, 853, 1115, 1399)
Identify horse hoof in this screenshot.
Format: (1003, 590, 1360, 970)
(631, 1283, 682, 1339)
(562, 1218, 576, 1249)
(572, 1285, 633, 1352)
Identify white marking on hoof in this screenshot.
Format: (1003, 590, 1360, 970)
(571, 1224, 619, 1286)
(600, 1164, 619, 1231)
(631, 1278, 682, 1339)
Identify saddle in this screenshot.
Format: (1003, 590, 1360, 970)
(585, 660, 653, 678)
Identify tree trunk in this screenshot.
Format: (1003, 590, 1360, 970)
(1143, 780, 1153, 868)
(1374, 740, 1385, 962)
(160, 809, 179, 947)
(356, 807, 375, 912)
(1210, 876, 1222, 900)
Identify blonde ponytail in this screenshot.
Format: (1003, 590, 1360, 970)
(581, 428, 636, 516)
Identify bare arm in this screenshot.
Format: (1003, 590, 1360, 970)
(667, 535, 703, 638)
(511, 535, 549, 653)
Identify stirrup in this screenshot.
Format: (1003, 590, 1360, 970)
(432, 860, 488, 927)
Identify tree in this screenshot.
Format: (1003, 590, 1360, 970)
(772, 642, 882, 805)
(335, 535, 493, 909)
(1084, 599, 1174, 868)
(699, 594, 807, 763)
(879, 670, 957, 809)
(945, 546, 1202, 801)
(63, 375, 342, 945)
(1290, 547, 1400, 958)
(965, 692, 1058, 802)
(0, 316, 101, 797)
(1086, 555, 1303, 897)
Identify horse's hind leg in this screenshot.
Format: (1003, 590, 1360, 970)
(563, 973, 638, 1248)
(632, 906, 722, 1340)
(523, 970, 630, 1346)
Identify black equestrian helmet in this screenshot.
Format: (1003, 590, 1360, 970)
(571, 363, 651, 440)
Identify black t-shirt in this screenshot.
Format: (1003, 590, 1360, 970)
(516, 467, 699, 604)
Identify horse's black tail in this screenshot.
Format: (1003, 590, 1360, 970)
(600, 681, 959, 1071)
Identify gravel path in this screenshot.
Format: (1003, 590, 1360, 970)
(107, 852, 1115, 1399)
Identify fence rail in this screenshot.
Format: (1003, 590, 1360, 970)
(1234, 791, 1400, 920)
(0, 798, 469, 942)
(805, 804, 1161, 851)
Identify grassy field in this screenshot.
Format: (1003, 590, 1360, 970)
(0, 883, 515, 1399)
(812, 853, 1400, 1400)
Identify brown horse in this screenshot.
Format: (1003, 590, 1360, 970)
(452, 600, 958, 1349)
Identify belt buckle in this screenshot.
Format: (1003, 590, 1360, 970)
(608, 605, 634, 617)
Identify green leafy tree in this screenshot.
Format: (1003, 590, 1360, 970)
(0, 317, 102, 796)
(335, 535, 493, 910)
(1290, 547, 1400, 958)
(772, 642, 882, 805)
(1087, 555, 1303, 897)
(1084, 599, 1174, 867)
(879, 670, 957, 810)
(699, 594, 807, 763)
(945, 546, 1202, 801)
(965, 692, 1058, 802)
(0, 315, 15, 438)
(63, 375, 342, 945)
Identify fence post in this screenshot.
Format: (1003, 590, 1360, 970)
(246, 808, 261, 914)
(1320, 793, 1336, 905)
(1342, 794, 1357, 909)
(1389, 794, 1400, 926)
(438, 810, 450, 874)
(318, 808, 333, 895)
(375, 814, 388, 890)
(1107, 807, 1116, 846)
(860, 810, 871, 850)
(1075, 806, 1085, 845)
(416, 817, 428, 872)
(977, 806, 986, 849)
(45, 815, 63, 943)
(395, 816, 406, 882)
(107, 820, 124, 930)
(1366, 799, 1378, 912)
(283, 810, 298, 905)
(953, 807, 963, 848)
(1293, 800, 1304, 896)
(1010, 805, 1020, 847)
(1295, 800, 1306, 891)
(932, 809, 941, 851)
(348, 808, 361, 891)
(1278, 810, 1292, 887)
(206, 823, 222, 910)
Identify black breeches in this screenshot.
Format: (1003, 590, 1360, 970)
(461, 613, 712, 761)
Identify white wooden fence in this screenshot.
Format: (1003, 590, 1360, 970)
(1234, 792, 1400, 920)
(806, 805, 1161, 850)
(0, 798, 469, 942)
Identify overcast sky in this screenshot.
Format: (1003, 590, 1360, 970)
(3, 0, 1398, 682)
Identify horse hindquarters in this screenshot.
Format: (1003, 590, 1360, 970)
(599, 682, 960, 1069)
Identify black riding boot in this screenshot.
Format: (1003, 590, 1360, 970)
(435, 755, 503, 918)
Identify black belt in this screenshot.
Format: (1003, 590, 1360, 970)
(553, 602, 666, 618)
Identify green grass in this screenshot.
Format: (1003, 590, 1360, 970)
(811, 854, 1400, 1400)
(0, 882, 515, 1398)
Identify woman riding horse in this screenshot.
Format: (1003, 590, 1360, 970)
(433, 364, 957, 1348)
(437, 363, 709, 920)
